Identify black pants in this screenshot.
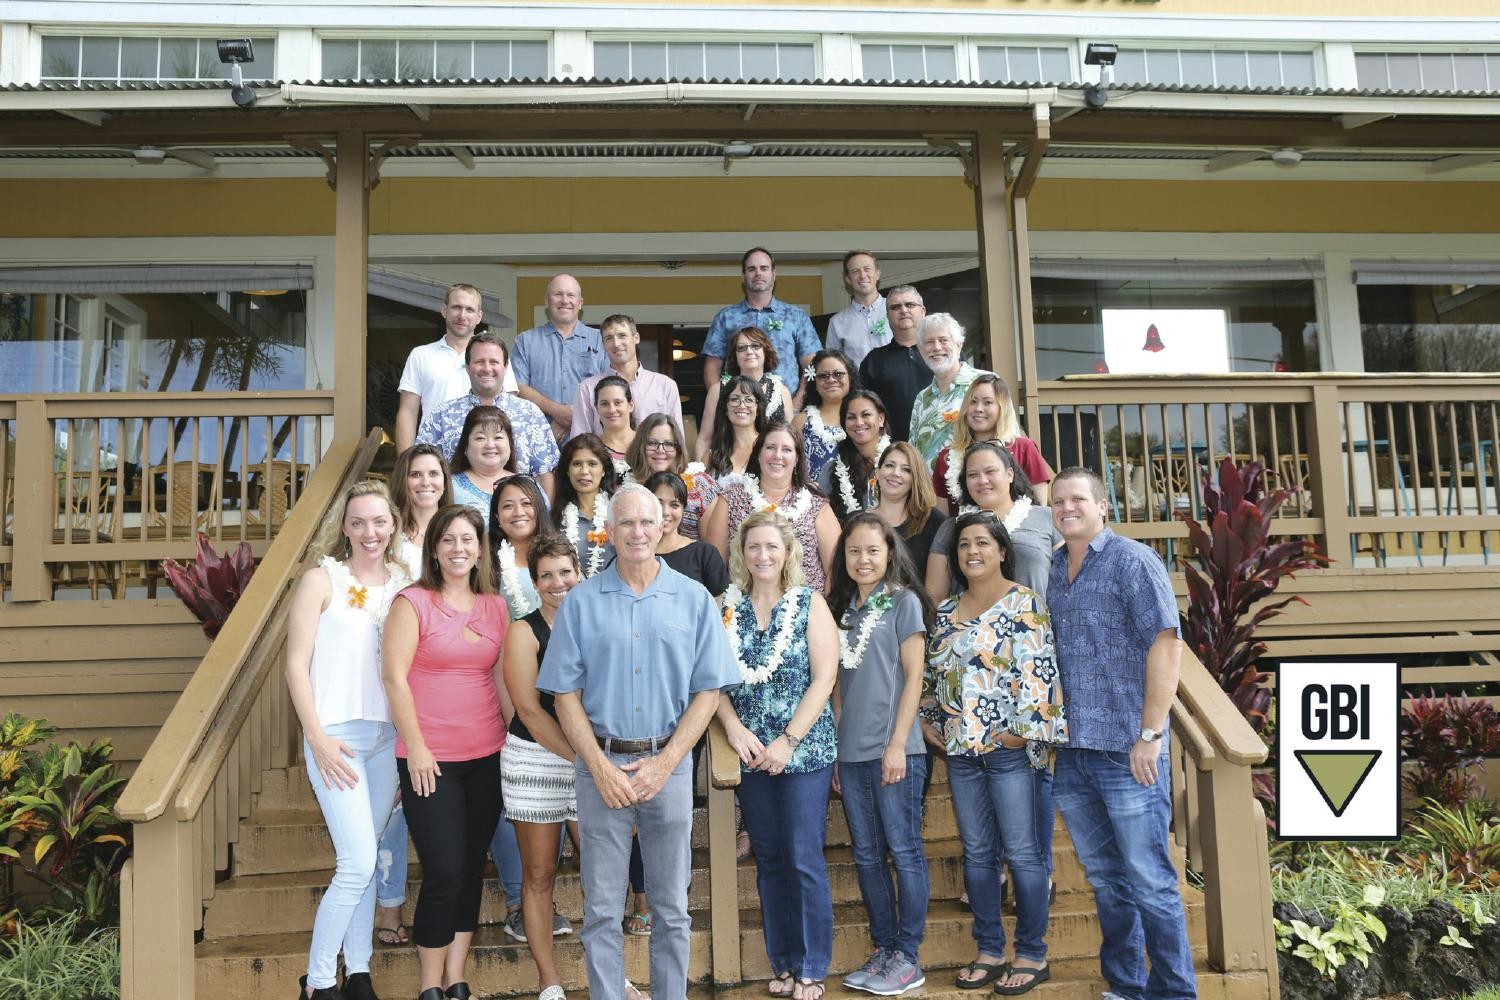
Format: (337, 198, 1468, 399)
(399, 752, 503, 948)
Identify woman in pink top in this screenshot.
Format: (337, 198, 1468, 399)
(383, 504, 510, 1000)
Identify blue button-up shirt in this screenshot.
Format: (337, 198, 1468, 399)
(415, 392, 560, 476)
(537, 558, 739, 740)
(512, 321, 608, 406)
(703, 297, 822, 391)
(1046, 528, 1181, 754)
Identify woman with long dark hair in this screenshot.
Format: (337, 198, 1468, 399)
(593, 374, 636, 479)
(699, 373, 768, 483)
(816, 390, 890, 522)
(625, 413, 719, 540)
(792, 348, 856, 481)
(699, 325, 795, 449)
(551, 433, 617, 579)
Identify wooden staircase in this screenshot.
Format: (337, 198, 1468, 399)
(193, 756, 1270, 1000)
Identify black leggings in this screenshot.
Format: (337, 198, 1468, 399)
(399, 752, 503, 949)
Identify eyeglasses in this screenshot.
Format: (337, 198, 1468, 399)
(727, 394, 758, 406)
(815, 371, 848, 383)
(888, 301, 924, 311)
(735, 343, 764, 354)
(645, 440, 679, 452)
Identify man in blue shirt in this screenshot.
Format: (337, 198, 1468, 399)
(513, 273, 608, 440)
(1046, 467, 1195, 1000)
(538, 484, 739, 1000)
(701, 247, 821, 408)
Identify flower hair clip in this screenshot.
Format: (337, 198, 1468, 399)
(804, 364, 816, 384)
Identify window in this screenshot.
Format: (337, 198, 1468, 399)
(977, 45, 1073, 83)
(1355, 51, 1500, 92)
(320, 38, 547, 81)
(40, 35, 277, 83)
(1113, 47, 1316, 88)
(861, 43, 959, 83)
(1359, 283, 1500, 373)
(592, 40, 815, 81)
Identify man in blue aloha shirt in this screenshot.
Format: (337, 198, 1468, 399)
(701, 247, 821, 408)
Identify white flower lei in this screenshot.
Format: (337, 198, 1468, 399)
(497, 541, 537, 617)
(802, 406, 845, 452)
(324, 556, 407, 630)
(562, 492, 611, 578)
(743, 475, 812, 522)
(612, 456, 631, 483)
(764, 374, 787, 418)
(722, 583, 802, 685)
(944, 448, 964, 505)
(998, 495, 1034, 533)
(839, 589, 895, 672)
(833, 435, 890, 513)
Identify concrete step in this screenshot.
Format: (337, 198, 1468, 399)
(196, 899, 1211, 1000)
(204, 839, 1090, 938)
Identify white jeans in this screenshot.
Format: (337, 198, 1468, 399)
(305, 719, 398, 989)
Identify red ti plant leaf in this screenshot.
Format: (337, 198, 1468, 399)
(160, 534, 256, 639)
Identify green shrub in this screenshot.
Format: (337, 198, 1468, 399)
(0, 913, 119, 999)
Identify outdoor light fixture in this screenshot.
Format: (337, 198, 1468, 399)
(721, 140, 755, 174)
(1083, 42, 1119, 110)
(216, 38, 257, 108)
(132, 146, 167, 164)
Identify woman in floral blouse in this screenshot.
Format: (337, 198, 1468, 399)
(924, 511, 1067, 996)
(717, 511, 839, 1000)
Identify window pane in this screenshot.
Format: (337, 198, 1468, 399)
(119, 38, 157, 80)
(1179, 50, 1214, 85)
(925, 46, 957, 82)
(1114, 49, 1147, 84)
(160, 38, 198, 79)
(890, 45, 926, 82)
(398, 40, 434, 79)
(41, 37, 80, 80)
(435, 41, 471, 78)
(1354, 53, 1388, 88)
(473, 40, 511, 78)
(1488, 55, 1500, 90)
(1246, 50, 1281, 86)
(1145, 49, 1181, 85)
(976, 47, 1008, 82)
(1009, 48, 1041, 83)
(1281, 52, 1315, 88)
(512, 41, 547, 78)
(362, 41, 397, 80)
(741, 43, 776, 80)
(1419, 53, 1455, 91)
(81, 37, 119, 80)
(1386, 53, 1420, 90)
(670, 42, 704, 80)
(322, 40, 359, 79)
(1039, 48, 1071, 82)
(1452, 54, 1487, 91)
(630, 41, 666, 79)
(861, 45, 892, 82)
(593, 41, 629, 78)
(778, 44, 815, 81)
(251, 39, 275, 78)
(1359, 284, 1500, 373)
(705, 43, 741, 80)
(1214, 51, 1249, 87)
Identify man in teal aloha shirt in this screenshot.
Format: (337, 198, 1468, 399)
(908, 312, 989, 465)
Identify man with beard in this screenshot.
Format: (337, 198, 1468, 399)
(908, 313, 988, 466)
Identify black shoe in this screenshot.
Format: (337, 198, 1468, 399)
(445, 985, 472, 1000)
(298, 975, 347, 1000)
(343, 972, 379, 1000)
(417, 990, 446, 1000)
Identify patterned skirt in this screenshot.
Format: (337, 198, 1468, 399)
(501, 734, 578, 824)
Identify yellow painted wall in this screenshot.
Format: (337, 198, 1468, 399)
(6, 174, 1500, 237)
(515, 274, 828, 316)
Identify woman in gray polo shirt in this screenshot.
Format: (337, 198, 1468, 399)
(829, 512, 937, 997)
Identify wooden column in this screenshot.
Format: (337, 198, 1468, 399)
(332, 129, 369, 442)
(973, 127, 1019, 392)
(1308, 384, 1355, 567)
(1011, 104, 1050, 439)
(120, 815, 198, 999)
(10, 398, 50, 601)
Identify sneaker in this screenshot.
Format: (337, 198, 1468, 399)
(552, 911, 572, 937)
(861, 953, 925, 996)
(842, 949, 889, 991)
(503, 908, 526, 942)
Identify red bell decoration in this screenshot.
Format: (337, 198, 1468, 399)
(1142, 323, 1165, 353)
(1093, 359, 1110, 374)
(1273, 356, 1289, 372)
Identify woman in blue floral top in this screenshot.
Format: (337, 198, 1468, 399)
(717, 511, 839, 1000)
(924, 511, 1067, 996)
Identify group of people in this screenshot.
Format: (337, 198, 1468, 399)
(285, 252, 1196, 1000)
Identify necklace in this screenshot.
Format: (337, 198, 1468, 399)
(326, 556, 404, 628)
(944, 447, 964, 505)
(743, 475, 812, 522)
(833, 435, 890, 514)
(977, 495, 1034, 532)
(562, 493, 611, 578)
(722, 584, 801, 685)
(497, 541, 537, 617)
(840, 588, 896, 671)
(763, 374, 786, 418)
(803, 406, 845, 452)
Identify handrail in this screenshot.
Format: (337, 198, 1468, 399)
(707, 717, 741, 790)
(116, 433, 364, 823)
(1174, 653, 1268, 768)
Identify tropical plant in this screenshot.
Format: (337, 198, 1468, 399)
(1400, 692, 1500, 808)
(161, 533, 256, 639)
(0, 913, 119, 999)
(1403, 799, 1500, 888)
(1275, 884, 1388, 980)
(1177, 458, 1327, 731)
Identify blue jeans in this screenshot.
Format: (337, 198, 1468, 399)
(489, 807, 524, 908)
(737, 765, 835, 981)
(576, 749, 694, 1000)
(947, 747, 1051, 963)
(304, 720, 398, 989)
(1054, 748, 1196, 1000)
(839, 756, 930, 963)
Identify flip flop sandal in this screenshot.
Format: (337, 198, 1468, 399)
(767, 972, 796, 997)
(956, 960, 1009, 990)
(994, 964, 1051, 996)
(375, 923, 408, 946)
(623, 911, 654, 936)
(794, 979, 825, 1000)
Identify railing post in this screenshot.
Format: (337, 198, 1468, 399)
(706, 718, 743, 986)
(11, 398, 51, 601)
(121, 814, 198, 1000)
(1308, 384, 1354, 567)
(1194, 757, 1279, 994)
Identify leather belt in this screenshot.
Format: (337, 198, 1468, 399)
(595, 732, 673, 755)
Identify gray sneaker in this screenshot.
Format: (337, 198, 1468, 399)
(503, 908, 526, 942)
(861, 952, 925, 996)
(552, 911, 572, 937)
(842, 949, 889, 991)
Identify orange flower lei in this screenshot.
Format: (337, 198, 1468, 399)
(942, 409, 960, 424)
(347, 585, 368, 609)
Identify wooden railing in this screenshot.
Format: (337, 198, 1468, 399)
(1, 391, 336, 601)
(116, 428, 383, 1000)
(1034, 374, 1500, 570)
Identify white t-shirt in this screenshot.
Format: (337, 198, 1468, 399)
(398, 336, 518, 415)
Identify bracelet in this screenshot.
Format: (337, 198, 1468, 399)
(782, 729, 803, 749)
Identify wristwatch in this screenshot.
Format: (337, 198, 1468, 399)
(782, 729, 803, 749)
(1139, 727, 1163, 743)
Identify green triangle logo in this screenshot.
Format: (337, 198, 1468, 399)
(1295, 750, 1381, 817)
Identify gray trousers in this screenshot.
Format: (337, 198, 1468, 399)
(576, 751, 694, 1000)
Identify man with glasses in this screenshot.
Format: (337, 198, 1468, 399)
(825, 250, 889, 368)
(514, 273, 608, 441)
(701, 247, 821, 408)
(571, 314, 684, 439)
(857, 285, 931, 442)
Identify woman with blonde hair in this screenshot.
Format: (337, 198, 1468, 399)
(717, 511, 839, 1000)
(286, 480, 411, 1000)
(932, 374, 1052, 513)
(626, 413, 719, 540)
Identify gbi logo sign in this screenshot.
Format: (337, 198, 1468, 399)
(1276, 662, 1399, 840)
